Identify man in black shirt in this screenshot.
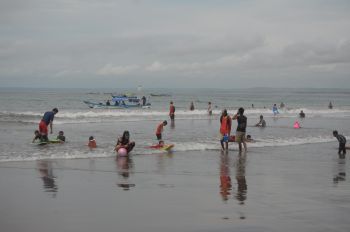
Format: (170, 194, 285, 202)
(233, 108, 247, 152)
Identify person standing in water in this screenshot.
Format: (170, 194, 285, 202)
(329, 101, 333, 109)
(219, 109, 232, 151)
(169, 101, 175, 121)
(233, 108, 247, 152)
(190, 101, 195, 111)
(208, 102, 213, 115)
(39, 108, 59, 142)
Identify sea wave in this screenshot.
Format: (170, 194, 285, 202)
(1, 107, 350, 124)
(0, 135, 336, 162)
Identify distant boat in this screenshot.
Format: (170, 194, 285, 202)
(83, 95, 151, 109)
(150, 93, 172, 97)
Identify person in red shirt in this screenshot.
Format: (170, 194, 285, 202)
(156, 120, 167, 140)
(169, 101, 175, 121)
(220, 109, 232, 151)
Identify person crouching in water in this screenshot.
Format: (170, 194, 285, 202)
(333, 130, 347, 156)
(115, 131, 135, 154)
(88, 136, 97, 148)
(32, 130, 43, 143)
(233, 107, 247, 152)
(219, 109, 232, 151)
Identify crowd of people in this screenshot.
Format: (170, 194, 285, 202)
(32, 100, 347, 157)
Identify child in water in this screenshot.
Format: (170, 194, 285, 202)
(57, 131, 66, 142)
(88, 136, 97, 148)
(32, 130, 43, 143)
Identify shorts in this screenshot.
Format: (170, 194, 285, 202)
(39, 120, 48, 135)
(170, 114, 175, 120)
(236, 131, 246, 143)
(156, 134, 162, 140)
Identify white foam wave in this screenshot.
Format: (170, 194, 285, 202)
(2, 107, 350, 119)
(0, 135, 337, 162)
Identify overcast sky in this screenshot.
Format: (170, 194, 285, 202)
(1, 0, 350, 88)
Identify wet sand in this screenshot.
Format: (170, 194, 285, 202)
(0, 142, 349, 232)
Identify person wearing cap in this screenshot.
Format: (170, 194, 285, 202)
(155, 120, 168, 140)
(39, 108, 58, 141)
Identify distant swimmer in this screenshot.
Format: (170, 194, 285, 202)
(88, 136, 97, 148)
(56, 131, 65, 142)
(329, 101, 333, 109)
(333, 130, 346, 156)
(106, 100, 111, 106)
(208, 102, 212, 115)
(190, 101, 195, 111)
(39, 108, 59, 142)
(272, 104, 279, 116)
(169, 101, 175, 121)
(280, 102, 285, 108)
(293, 121, 301, 129)
(219, 109, 232, 151)
(255, 115, 266, 127)
(155, 120, 168, 141)
(115, 131, 135, 154)
(233, 107, 247, 152)
(299, 110, 305, 118)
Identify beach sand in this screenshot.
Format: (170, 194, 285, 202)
(1, 142, 349, 232)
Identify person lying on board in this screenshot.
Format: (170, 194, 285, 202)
(148, 140, 165, 149)
(57, 131, 65, 142)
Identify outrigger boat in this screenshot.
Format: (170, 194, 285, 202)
(84, 95, 151, 109)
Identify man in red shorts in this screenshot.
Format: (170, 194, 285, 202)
(39, 108, 58, 141)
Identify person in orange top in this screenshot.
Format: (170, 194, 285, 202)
(156, 120, 167, 140)
(169, 101, 175, 121)
(88, 136, 97, 148)
(220, 109, 232, 151)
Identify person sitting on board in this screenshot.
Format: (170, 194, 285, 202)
(299, 110, 305, 118)
(115, 130, 135, 154)
(32, 130, 43, 143)
(87, 136, 97, 148)
(155, 120, 167, 141)
(333, 130, 347, 156)
(57, 131, 66, 142)
(255, 115, 266, 127)
(39, 108, 59, 142)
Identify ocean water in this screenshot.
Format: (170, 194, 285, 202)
(0, 87, 349, 162)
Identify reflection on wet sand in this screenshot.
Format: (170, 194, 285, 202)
(219, 152, 232, 202)
(235, 152, 247, 204)
(333, 156, 346, 184)
(116, 156, 135, 190)
(37, 160, 58, 198)
(170, 120, 175, 129)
